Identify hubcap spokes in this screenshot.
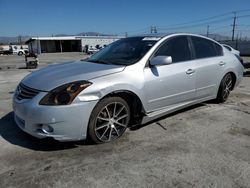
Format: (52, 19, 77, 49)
(223, 76, 232, 100)
(95, 102, 129, 142)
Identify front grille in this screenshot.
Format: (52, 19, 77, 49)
(16, 83, 40, 100)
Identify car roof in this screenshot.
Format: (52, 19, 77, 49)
(222, 44, 232, 47)
(130, 33, 222, 46)
(132, 33, 170, 38)
(131, 33, 214, 39)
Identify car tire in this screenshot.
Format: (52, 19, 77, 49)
(18, 51, 23, 56)
(88, 97, 130, 144)
(216, 73, 233, 103)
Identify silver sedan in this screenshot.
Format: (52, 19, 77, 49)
(13, 33, 244, 143)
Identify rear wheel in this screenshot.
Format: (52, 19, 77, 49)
(216, 73, 233, 103)
(88, 97, 130, 143)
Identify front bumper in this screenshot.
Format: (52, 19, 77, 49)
(13, 91, 98, 141)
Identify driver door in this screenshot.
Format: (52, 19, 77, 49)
(143, 36, 196, 112)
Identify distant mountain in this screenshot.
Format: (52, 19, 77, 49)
(76, 32, 115, 36)
(55, 32, 115, 37)
(54, 34, 71, 37)
(0, 36, 30, 44)
(203, 34, 231, 41)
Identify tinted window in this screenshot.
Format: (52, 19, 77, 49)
(214, 43, 223, 56)
(192, 37, 220, 59)
(223, 45, 232, 51)
(155, 36, 191, 63)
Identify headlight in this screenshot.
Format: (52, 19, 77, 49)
(39, 81, 92, 105)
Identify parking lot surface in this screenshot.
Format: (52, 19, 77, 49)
(0, 54, 250, 188)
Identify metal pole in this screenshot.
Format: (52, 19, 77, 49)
(232, 12, 237, 41)
(37, 36, 39, 54)
(236, 34, 239, 49)
(206, 25, 209, 37)
(154, 26, 157, 33)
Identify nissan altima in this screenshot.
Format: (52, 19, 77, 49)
(13, 33, 244, 143)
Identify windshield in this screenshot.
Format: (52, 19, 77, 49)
(87, 37, 159, 65)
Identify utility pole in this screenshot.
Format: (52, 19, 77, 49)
(37, 36, 39, 54)
(18, 35, 22, 45)
(125, 32, 128, 38)
(150, 26, 157, 33)
(154, 26, 157, 33)
(206, 25, 209, 37)
(236, 33, 239, 49)
(232, 12, 237, 41)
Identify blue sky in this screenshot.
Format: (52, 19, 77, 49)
(0, 0, 250, 38)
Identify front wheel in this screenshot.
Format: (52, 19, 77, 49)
(216, 73, 233, 103)
(88, 97, 130, 144)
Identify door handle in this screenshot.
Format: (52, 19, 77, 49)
(186, 69, 195, 75)
(219, 61, 226, 66)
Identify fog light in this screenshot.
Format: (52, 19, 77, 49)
(42, 124, 54, 134)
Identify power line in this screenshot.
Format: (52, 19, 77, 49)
(114, 11, 250, 37)
(163, 12, 232, 27)
(115, 27, 149, 36)
(230, 14, 250, 41)
(236, 9, 250, 14)
(158, 17, 232, 31)
(237, 14, 250, 19)
(155, 11, 250, 33)
(237, 24, 250, 27)
(212, 25, 231, 30)
(157, 9, 250, 29)
(158, 14, 250, 35)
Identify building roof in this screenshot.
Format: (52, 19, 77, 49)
(25, 35, 123, 44)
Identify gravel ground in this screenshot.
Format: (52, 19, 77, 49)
(0, 54, 250, 188)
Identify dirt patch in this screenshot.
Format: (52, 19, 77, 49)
(228, 127, 250, 136)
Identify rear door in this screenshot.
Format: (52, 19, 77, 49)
(143, 36, 196, 112)
(190, 36, 224, 99)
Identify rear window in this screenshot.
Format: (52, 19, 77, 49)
(192, 36, 222, 59)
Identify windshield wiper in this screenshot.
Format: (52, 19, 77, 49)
(87, 59, 111, 65)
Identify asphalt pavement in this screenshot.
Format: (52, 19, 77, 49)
(0, 54, 250, 188)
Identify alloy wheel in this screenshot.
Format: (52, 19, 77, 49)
(222, 74, 233, 101)
(94, 102, 129, 142)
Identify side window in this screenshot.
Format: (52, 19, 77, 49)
(214, 43, 223, 56)
(191, 37, 219, 59)
(224, 45, 232, 51)
(155, 36, 191, 63)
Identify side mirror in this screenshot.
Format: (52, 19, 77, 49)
(150, 56, 172, 66)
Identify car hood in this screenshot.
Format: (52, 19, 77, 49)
(21, 60, 125, 91)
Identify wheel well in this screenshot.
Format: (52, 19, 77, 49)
(103, 91, 145, 126)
